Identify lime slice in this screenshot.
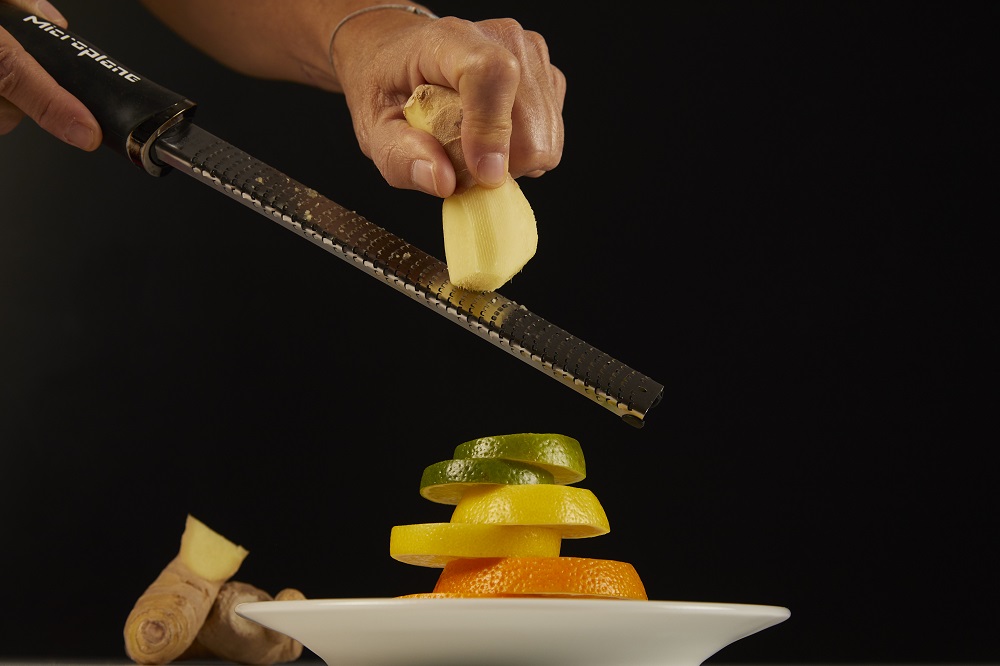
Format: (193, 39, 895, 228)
(389, 523, 562, 567)
(420, 458, 554, 505)
(453, 433, 586, 484)
(449, 484, 610, 538)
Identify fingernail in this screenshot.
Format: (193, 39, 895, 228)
(412, 159, 437, 195)
(64, 120, 95, 149)
(36, 0, 67, 25)
(476, 152, 507, 187)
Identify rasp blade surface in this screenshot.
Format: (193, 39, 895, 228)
(153, 122, 663, 427)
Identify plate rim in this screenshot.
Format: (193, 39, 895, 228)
(236, 596, 792, 619)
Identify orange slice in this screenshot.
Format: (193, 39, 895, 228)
(432, 557, 647, 600)
(449, 484, 610, 538)
(389, 523, 561, 567)
(396, 592, 490, 598)
(395, 592, 630, 599)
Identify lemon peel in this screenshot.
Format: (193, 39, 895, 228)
(390, 523, 562, 567)
(449, 484, 610, 538)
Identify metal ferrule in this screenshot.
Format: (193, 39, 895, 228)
(127, 99, 197, 176)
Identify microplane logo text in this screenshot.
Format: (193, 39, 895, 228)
(22, 15, 141, 83)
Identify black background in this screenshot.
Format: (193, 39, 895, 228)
(1, 1, 995, 662)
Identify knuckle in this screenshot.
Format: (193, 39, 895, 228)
(464, 46, 521, 87)
(34, 95, 58, 127)
(511, 125, 564, 176)
(431, 16, 523, 87)
(521, 29, 550, 57)
(373, 139, 405, 189)
(483, 16, 525, 38)
(0, 42, 24, 97)
(513, 149, 561, 177)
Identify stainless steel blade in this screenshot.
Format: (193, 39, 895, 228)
(153, 121, 664, 427)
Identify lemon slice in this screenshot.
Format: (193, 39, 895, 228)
(453, 433, 586, 484)
(450, 485, 610, 538)
(389, 523, 562, 567)
(420, 458, 554, 505)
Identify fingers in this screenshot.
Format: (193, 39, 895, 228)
(0, 0, 102, 149)
(362, 108, 459, 199)
(505, 30, 566, 180)
(443, 20, 522, 189)
(452, 18, 565, 186)
(342, 15, 565, 198)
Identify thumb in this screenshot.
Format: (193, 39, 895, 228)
(0, 1, 103, 150)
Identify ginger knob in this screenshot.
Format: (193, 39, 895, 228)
(123, 515, 249, 665)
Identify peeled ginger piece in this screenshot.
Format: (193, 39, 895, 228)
(404, 84, 538, 292)
(442, 176, 537, 292)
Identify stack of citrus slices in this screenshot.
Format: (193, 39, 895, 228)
(390, 433, 647, 600)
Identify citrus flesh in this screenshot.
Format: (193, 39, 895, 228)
(449, 484, 610, 538)
(454, 433, 586, 484)
(389, 523, 562, 567)
(420, 458, 554, 505)
(432, 557, 647, 600)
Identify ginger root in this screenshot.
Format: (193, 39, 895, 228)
(403, 83, 538, 293)
(186, 581, 306, 665)
(124, 515, 249, 664)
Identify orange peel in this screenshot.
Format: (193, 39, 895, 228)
(432, 557, 647, 600)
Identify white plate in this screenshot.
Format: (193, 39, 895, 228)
(236, 598, 790, 666)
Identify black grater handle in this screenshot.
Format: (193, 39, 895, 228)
(0, 5, 196, 175)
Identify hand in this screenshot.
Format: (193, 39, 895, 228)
(0, 0, 101, 150)
(137, 1, 566, 199)
(330, 11, 566, 197)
